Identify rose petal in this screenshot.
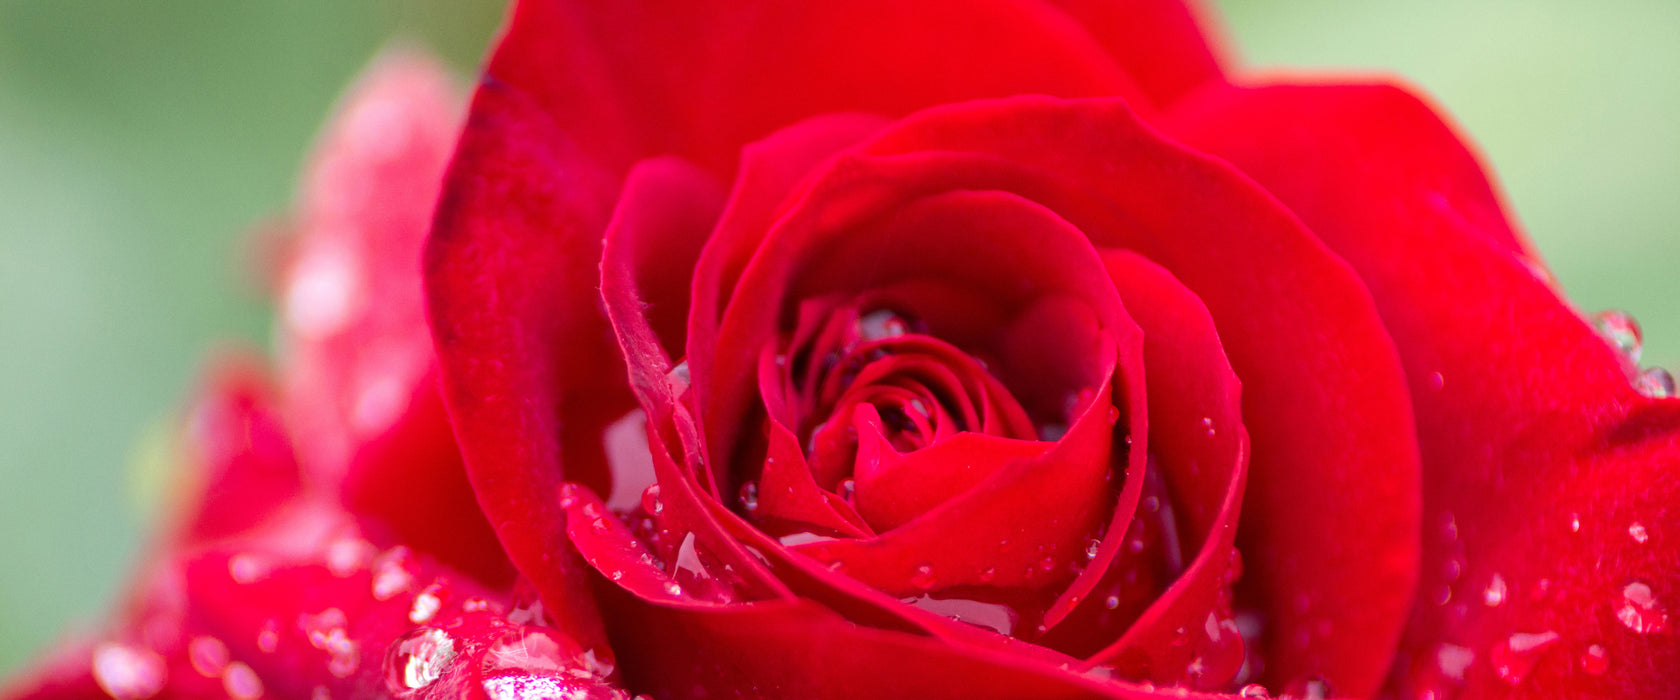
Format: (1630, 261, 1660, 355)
(1043, 0, 1229, 106)
(1075, 251, 1249, 689)
(1163, 80, 1680, 697)
(427, 80, 628, 651)
(486, 0, 1151, 176)
(597, 586, 1243, 700)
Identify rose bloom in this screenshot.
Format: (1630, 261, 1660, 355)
(4, 1, 1678, 699)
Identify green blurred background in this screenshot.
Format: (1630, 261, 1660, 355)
(1, 0, 1676, 676)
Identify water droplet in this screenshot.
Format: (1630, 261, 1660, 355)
(1490, 631, 1560, 685)
(738, 481, 759, 514)
(1126, 535, 1145, 554)
(902, 594, 1020, 635)
(255, 620, 279, 653)
(187, 637, 229, 677)
(311, 686, 331, 700)
(1104, 594, 1121, 610)
(1201, 417, 1216, 437)
(410, 582, 448, 624)
(481, 628, 570, 676)
(1238, 684, 1271, 698)
(662, 581, 684, 596)
(323, 537, 375, 577)
(1282, 676, 1332, 700)
(1435, 643, 1474, 682)
(301, 608, 360, 679)
(665, 361, 691, 396)
(228, 553, 271, 584)
(222, 662, 263, 700)
(1637, 367, 1676, 399)
(284, 241, 361, 338)
(640, 484, 663, 516)
(462, 598, 491, 613)
(1591, 310, 1643, 364)
(978, 566, 996, 583)
(1084, 539, 1102, 561)
(1629, 522, 1650, 544)
(371, 547, 417, 601)
(508, 587, 548, 627)
(1107, 405, 1120, 424)
(858, 309, 911, 341)
(836, 478, 856, 502)
(1427, 371, 1446, 391)
(1141, 495, 1159, 513)
(557, 483, 580, 508)
(384, 628, 456, 695)
(481, 674, 628, 700)
(1038, 423, 1068, 442)
(91, 643, 167, 700)
(1616, 580, 1668, 634)
(911, 563, 936, 591)
(1580, 643, 1609, 675)
(1483, 573, 1508, 607)
(1570, 513, 1582, 533)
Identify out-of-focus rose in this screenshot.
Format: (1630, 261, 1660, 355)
(1, 51, 638, 700)
(6, 2, 1680, 700)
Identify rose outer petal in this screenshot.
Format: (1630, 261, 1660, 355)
(1164, 81, 1680, 697)
(484, 0, 1155, 176)
(427, 80, 629, 652)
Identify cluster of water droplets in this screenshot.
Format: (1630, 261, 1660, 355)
(1590, 310, 1675, 398)
(382, 622, 634, 700)
(1404, 508, 1671, 696)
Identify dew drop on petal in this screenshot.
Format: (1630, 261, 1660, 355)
(371, 547, 417, 601)
(1570, 513, 1582, 534)
(640, 484, 663, 516)
(256, 620, 280, 653)
(1435, 643, 1474, 682)
(410, 582, 448, 624)
(1580, 643, 1609, 675)
(228, 553, 271, 585)
(222, 662, 264, 700)
(837, 478, 856, 502)
(91, 643, 167, 700)
(1281, 676, 1332, 700)
(1201, 417, 1216, 437)
(383, 627, 456, 695)
(1637, 367, 1676, 399)
(1591, 310, 1643, 364)
(665, 361, 691, 396)
(1238, 684, 1271, 698)
(738, 481, 759, 514)
(857, 309, 910, 341)
(324, 537, 375, 577)
(1616, 581, 1668, 634)
(663, 581, 684, 596)
(911, 563, 936, 591)
(187, 636, 229, 677)
(1629, 522, 1650, 544)
(1490, 631, 1560, 685)
(1483, 574, 1508, 607)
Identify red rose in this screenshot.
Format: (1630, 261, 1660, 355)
(6, 2, 1679, 700)
(427, 1, 1680, 697)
